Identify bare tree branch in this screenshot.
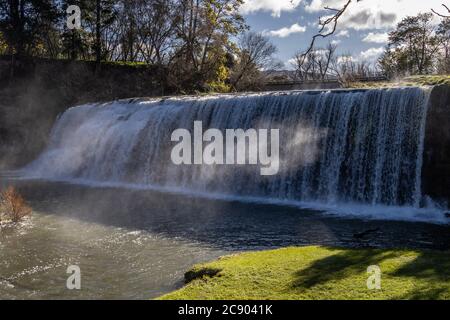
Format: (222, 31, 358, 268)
(432, 4, 450, 18)
(298, 0, 361, 67)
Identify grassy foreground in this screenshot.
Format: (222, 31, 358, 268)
(159, 246, 450, 300)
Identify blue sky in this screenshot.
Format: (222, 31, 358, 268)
(240, 0, 447, 69)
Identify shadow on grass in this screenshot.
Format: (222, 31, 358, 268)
(398, 286, 448, 300)
(291, 248, 450, 299)
(291, 248, 399, 289)
(393, 251, 450, 280)
(392, 251, 450, 299)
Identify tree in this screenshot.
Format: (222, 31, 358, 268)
(170, 0, 246, 91)
(60, 0, 90, 60)
(436, 18, 450, 73)
(73, 0, 117, 63)
(295, 49, 318, 81)
(378, 49, 402, 79)
(379, 13, 442, 77)
(331, 54, 378, 85)
(133, 0, 176, 64)
(0, 0, 58, 57)
(315, 43, 337, 80)
(0, 31, 7, 55)
(295, 42, 337, 81)
(230, 32, 279, 91)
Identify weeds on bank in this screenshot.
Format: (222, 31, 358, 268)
(0, 186, 32, 224)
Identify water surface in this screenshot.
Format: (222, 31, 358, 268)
(1, 179, 449, 299)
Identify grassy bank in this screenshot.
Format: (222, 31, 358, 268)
(159, 246, 450, 300)
(349, 74, 450, 88)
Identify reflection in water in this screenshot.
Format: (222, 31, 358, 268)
(1, 179, 449, 299)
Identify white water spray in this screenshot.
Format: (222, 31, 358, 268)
(24, 87, 434, 212)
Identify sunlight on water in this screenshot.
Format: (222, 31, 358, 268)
(0, 211, 226, 299)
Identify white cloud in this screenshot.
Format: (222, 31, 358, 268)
(286, 58, 298, 69)
(331, 39, 341, 45)
(305, 0, 343, 13)
(304, 0, 444, 30)
(241, 0, 302, 17)
(337, 55, 354, 64)
(359, 47, 384, 61)
(362, 32, 389, 43)
(264, 23, 307, 38)
(336, 30, 349, 37)
(314, 49, 329, 56)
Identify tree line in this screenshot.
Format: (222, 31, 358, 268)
(293, 42, 382, 85)
(379, 13, 449, 77)
(0, 0, 280, 92)
(1, 1, 449, 92)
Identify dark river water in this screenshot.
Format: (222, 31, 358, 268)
(1, 178, 449, 299)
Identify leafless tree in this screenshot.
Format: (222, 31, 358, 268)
(231, 32, 281, 90)
(330, 53, 379, 85)
(316, 43, 338, 80)
(295, 42, 337, 81)
(295, 49, 317, 80)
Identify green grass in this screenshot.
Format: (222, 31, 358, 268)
(349, 74, 450, 88)
(101, 60, 150, 68)
(402, 75, 450, 86)
(159, 246, 450, 300)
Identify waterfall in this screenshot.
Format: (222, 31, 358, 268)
(25, 87, 431, 208)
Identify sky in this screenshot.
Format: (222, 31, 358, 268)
(240, 0, 448, 69)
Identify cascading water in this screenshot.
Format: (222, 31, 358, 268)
(24, 87, 433, 212)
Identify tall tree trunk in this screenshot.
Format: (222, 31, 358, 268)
(71, 31, 76, 60)
(9, 54, 15, 81)
(17, 0, 25, 57)
(95, 0, 102, 65)
(9, 0, 25, 80)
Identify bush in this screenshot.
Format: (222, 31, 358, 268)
(0, 186, 32, 223)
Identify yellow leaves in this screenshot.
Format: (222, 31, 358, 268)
(0, 32, 10, 54)
(206, 64, 231, 93)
